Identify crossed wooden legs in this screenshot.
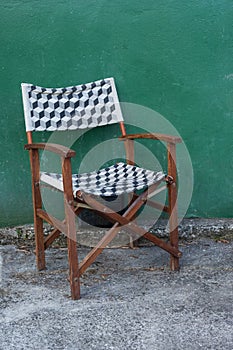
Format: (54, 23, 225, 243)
(78, 185, 181, 275)
(32, 181, 181, 300)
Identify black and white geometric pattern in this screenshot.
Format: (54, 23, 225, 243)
(21, 78, 123, 132)
(40, 162, 166, 197)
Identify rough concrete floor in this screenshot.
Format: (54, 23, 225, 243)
(0, 229, 233, 350)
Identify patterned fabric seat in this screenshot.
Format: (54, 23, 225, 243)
(41, 162, 165, 197)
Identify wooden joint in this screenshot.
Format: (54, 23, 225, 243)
(165, 175, 174, 185)
(141, 195, 148, 202)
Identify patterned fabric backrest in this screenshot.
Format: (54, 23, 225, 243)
(21, 77, 123, 132)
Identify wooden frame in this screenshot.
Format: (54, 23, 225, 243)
(25, 124, 182, 300)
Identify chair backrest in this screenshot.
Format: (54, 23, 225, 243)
(21, 77, 124, 136)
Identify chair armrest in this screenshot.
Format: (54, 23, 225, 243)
(24, 143, 76, 158)
(119, 133, 182, 144)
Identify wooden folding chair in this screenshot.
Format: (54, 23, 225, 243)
(21, 77, 182, 299)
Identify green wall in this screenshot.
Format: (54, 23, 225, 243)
(0, 0, 232, 226)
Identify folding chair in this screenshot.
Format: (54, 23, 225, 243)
(21, 77, 182, 299)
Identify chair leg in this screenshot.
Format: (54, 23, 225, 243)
(62, 157, 80, 300)
(168, 182, 180, 271)
(65, 206, 82, 299)
(67, 244, 80, 300)
(169, 229, 179, 271)
(34, 215, 46, 271)
(167, 142, 180, 271)
(66, 211, 80, 300)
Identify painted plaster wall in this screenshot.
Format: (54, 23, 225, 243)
(0, 1, 232, 226)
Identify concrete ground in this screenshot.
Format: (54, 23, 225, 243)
(0, 225, 233, 350)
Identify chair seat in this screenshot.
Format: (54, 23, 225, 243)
(41, 162, 166, 197)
